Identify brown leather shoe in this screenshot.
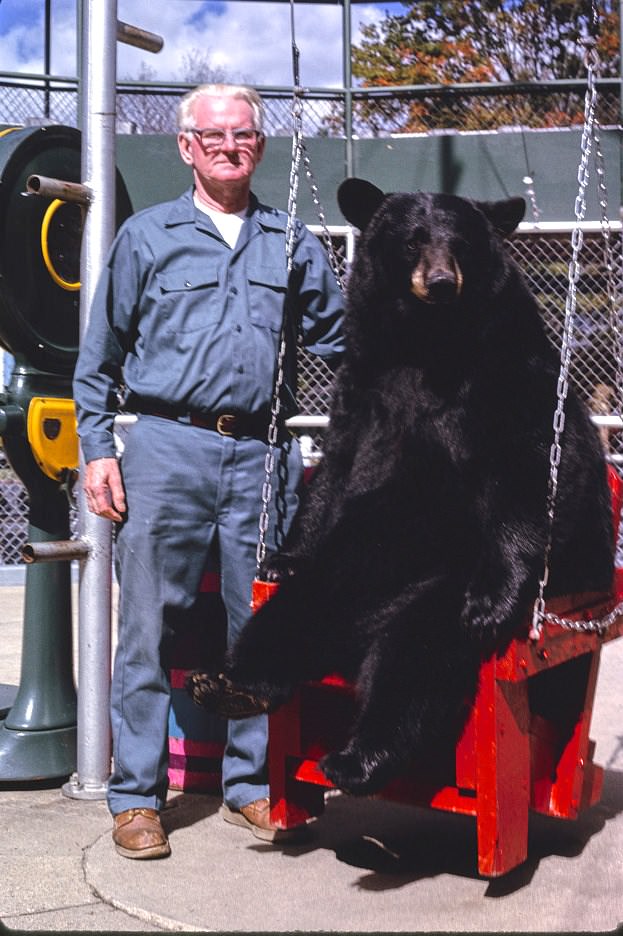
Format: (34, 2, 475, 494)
(112, 807, 171, 859)
(220, 796, 307, 843)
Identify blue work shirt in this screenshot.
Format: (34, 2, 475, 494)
(74, 187, 345, 463)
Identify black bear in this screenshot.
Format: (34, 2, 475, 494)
(188, 179, 614, 795)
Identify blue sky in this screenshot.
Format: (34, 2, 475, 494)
(0, 0, 401, 88)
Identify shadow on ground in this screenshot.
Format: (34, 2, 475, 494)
(252, 769, 623, 896)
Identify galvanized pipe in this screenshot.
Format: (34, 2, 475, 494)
(342, 0, 353, 178)
(62, 0, 118, 802)
(620, 0, 623, 223)
(44, 0, 51, 119)
(63, 2, 163, 802)
(117, 20, 163, 53)
(26, 174, 91, 204)
(22, 539, 90, 563)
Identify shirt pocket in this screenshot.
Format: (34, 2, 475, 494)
(247, 265, 287, 332)
(155, 269, 220, 334)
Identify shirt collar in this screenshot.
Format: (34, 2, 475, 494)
(165, 187, 288, 235)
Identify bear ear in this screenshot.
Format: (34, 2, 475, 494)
(477, 197, 526, 236)
(338, 178, 386, 231)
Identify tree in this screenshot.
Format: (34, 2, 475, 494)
(116, 52, 254, 134)
(117, 63, 178, 133)
(346, 1, 619, 133)
(178, 48, 230, 85)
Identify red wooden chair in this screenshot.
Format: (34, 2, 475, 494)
(265, 469, 623, 877)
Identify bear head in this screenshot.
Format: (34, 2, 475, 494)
(338, 178, 526, 309)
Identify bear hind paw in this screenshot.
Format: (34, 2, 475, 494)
(319, 747, 393, 796)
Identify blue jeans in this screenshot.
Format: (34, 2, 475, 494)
(107, 414, 303, 815)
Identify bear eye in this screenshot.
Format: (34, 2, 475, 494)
(406, 226, 427, 253)
(452, 235, 470, 258)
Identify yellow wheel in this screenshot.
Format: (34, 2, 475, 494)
(40, 198, 82, 291)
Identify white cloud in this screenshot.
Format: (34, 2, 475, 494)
(0, 0, 395, 89)
(116, 1, 347, 87)
(0, 0, 77, 75)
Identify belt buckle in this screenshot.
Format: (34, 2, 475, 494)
(216, 413, 237, 437)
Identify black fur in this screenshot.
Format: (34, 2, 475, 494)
(188, 179, 614, 796)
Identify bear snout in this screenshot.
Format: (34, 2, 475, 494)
(411, 257, 464, 304)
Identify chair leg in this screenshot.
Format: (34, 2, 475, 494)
(268, 690, 325, 828)
(546, 649, 603, 817)
(475, 657, 531, 877)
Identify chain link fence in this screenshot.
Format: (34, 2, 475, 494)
(0, 454, 28, 565)
(0, 77, 619, 136)
(2, 223, 622, 565)
(344, 83, 620, 136)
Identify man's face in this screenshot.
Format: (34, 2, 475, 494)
(177, 95, 265, 188)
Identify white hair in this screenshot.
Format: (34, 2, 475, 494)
(177, 83, 265, 133)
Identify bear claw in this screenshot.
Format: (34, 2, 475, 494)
(185, 671, 270, 719)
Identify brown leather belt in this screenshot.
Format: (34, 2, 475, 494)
(142, 408, 271, 441)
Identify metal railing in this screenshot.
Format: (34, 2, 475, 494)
(0, 74, 620, 137)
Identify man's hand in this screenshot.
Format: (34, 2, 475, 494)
(83, 457, 126, 522)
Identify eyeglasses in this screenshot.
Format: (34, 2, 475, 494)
(188, 127, 261, 148)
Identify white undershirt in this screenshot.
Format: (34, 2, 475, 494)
(193, 194, 246, 248)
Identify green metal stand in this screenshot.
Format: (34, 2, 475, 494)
(0, 524, 76, 780)
(0, 361, 77, 780)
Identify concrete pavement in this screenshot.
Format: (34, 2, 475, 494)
(0, 579, 622, 933)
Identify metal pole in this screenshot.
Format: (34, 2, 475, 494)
(117, 20, 163, 52)
(620, 0, 623, 222)
(22, 540, 91, 563)
(76, 0, 83, 129)
(26, 174, 90, 204)
(342, 0, 353, 177)
(62, 0, 117, 801)
(44, 0, 51, 119)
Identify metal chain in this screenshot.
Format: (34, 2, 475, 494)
(522, 173, 542, 224)
(541, 598, 623, 636)
(529, 31, 613, 641)
(302, 146, 344, 290)
(593, 95, 623, 415)
(255, 3, 305, 574)
(255, 0, 345, 574)
(535, 47, 623, 639)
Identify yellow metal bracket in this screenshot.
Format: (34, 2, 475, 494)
(27, 397, 78, 480)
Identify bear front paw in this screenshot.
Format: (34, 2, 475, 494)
(462, 591, 499, 641)
(185, 670, 271, 719)
(260, 552, 299, 583)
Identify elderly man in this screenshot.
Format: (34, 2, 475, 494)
(73, 83, 344, 859)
